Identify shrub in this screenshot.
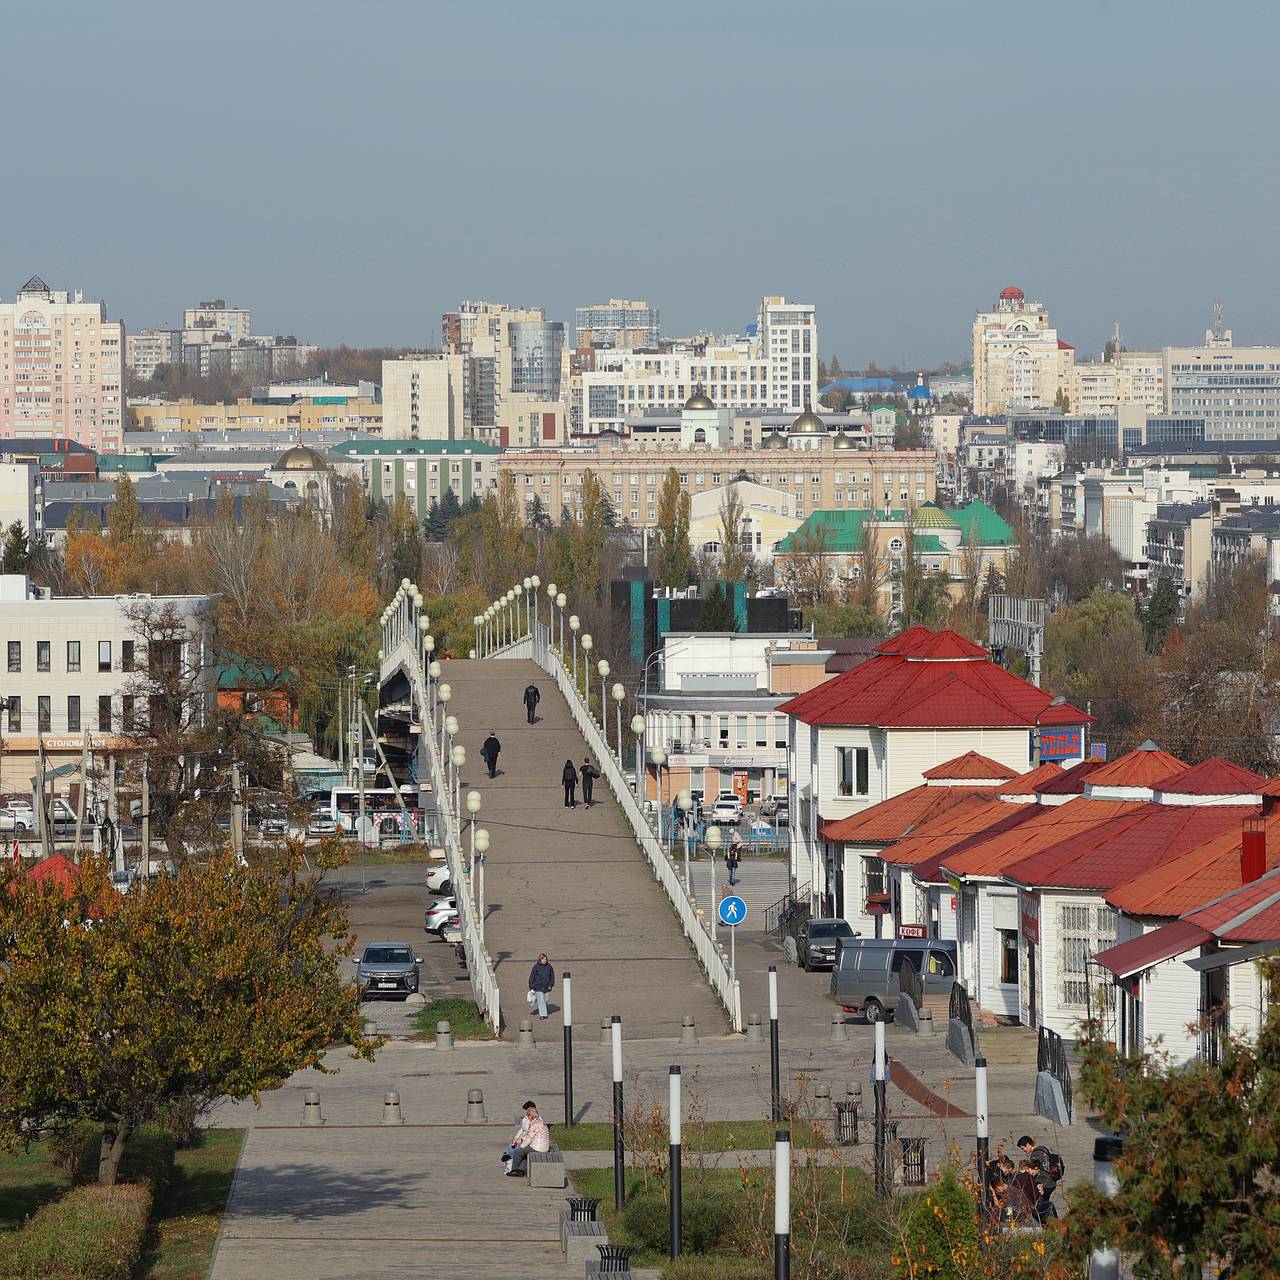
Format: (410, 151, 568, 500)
(0, 1183, 150, 1279)
(154, 1095, 201, 1147)
(45, 1122, 99, 1175)
(623, 1189, 731, 1255)
(893, 1168, 979, 1279)
(662, 1259, 770, 1280)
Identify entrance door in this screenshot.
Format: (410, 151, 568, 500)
(1027, 941, 1038, 1027)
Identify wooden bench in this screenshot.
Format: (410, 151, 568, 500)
(528, 1142, 566, 1188)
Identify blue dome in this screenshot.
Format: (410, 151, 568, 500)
(908, 383, 932, 399)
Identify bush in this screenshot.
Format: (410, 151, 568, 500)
(623, 1189, 731, 1255)
(45, 1122, 99, 1176)
(662, 1260, 770, 1280)
(893, 1168, 979, 1279)
(154, 1096, 201, 1147)
(0, 1183, 150, 1279)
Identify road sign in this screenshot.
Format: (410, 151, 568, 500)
(718, 895, 747, 927)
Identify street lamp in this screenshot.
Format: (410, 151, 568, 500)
(555, 594, 567, 654)
(530, 575, 541, 637)
(631, 714, 645, 800)
(650, 746, 667, 847)
(450, 744, 466, 833)
(580, 634, 593, 702)
(597, 660, 610, 730)
(466, 789, 482, 902)
(705, 825, 723, 941)
(676, 790, 694, 890)
(473, 615, 482, 656)
(612, 683, 626, 766)
(522, 577, 532, 637)
(474, 826, 490, 926)
(569, 614, 580, 687)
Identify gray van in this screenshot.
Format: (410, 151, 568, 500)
(829, 938, 957, 1022)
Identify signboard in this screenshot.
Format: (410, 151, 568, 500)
(1090, 742, 1108, 761)
(718, 896, 747, 927)
(732, 772, 749, 804)
(1039, 727, 1083, 762)
(1019, 890, 1041, 945)
(897, 923, 927, 939)
(945, 874, 963, 894)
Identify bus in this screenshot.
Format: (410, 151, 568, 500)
(328, 785, 425, 838)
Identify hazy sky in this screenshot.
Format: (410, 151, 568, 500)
(3, 0, 1275, 366)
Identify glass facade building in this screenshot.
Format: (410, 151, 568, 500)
(508, 321, 565, 400)
(1012, 414, 1205, 458)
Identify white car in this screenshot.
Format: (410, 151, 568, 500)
(711, 792, 743, 823)
(424, 897, 459, 936)
(0, 808, 31, 833)
(425, 863, 453, 894)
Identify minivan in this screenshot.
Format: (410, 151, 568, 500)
(829, 938, 957, 1023)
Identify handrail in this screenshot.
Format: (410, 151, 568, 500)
(1036, 1025, 1074, 1122)
(492, 616, 743, 1032)
(898, 956, 924, 1012)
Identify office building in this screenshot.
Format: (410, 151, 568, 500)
(125, 329, 183, 380)
(0, 276, 125, 453)
(575, 299, 660, 349)
(1011, 406, 1206, 460)
(182, 299, 251, 344)
(181, 338, 314, 380)
(971, 286, 1071, 415)
(129, 394, 382, 434)
(328, 438, 499, 515)
(1067, 350, 1164, 415)
(1163, 325, 1280, 440)
(381, 354, 465, 440)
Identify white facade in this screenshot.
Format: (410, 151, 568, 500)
(1163, 331, 1280, 441)
(381, 354, 465, 440)
(182, 300, 251, 343)
(971, 287, 1070, 415)
(124, 328, 182, 379)
(0, 461, 41, 540)
(1067, 351, 1164, 415)
(758, 296, 819, 412)
(1010, 441, 1065, 495)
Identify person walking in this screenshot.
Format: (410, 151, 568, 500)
(726, 845, 741, 887)
(579, 757, 599, 807)
(504, 1101, 551, 1177)
(522, 682, 541, 724)
(480, 731, 502, 779)
(561, 758, 578, 808)
(528, 953, 555, 1019)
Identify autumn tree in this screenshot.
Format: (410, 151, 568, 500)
(654, 468, 692, 588)
(717, 485, 752, 585)
(0, 851, 376, 1186)
(568, 469, 610, 599)
(845, 531, 886, 621)
(777, 522, 834, 605)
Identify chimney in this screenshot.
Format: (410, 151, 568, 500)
(1242, 818, 1266, 885)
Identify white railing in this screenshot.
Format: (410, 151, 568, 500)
(491, 613, 743, 1033)
(379, 584, 501, 1034)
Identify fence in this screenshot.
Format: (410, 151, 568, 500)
(898, 957, 924, 1013)
(765, 887, 811, 941)
(1036, 1026, 1074, 1123)
(491, 616, 743, 1032)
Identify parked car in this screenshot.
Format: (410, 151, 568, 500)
(353, 942, 422, 1001)
(424, 897, 459, 936)
(710, 791, 743, 823)
(830, 938, 956, 1023)
(0, 808, 31, 833)
(425, 863, 453, 894)
(795, 918, 855, 971)
(257, 808, 289, 837)
(1, 798, 35, 830)
(306, 811, 337, 837)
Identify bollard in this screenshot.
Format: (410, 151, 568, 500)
(830, 1012, 849, 1042)
(381, 1091, 404, 1125)
(921, 1008, 935, 1035)
(745, 1012, 764, 1043)
(680, 1014, 698, 1045)
(464, 1088, 487, 1124)
(302, 1089, 323, 1126)
(436, 1020, 454, 1051)
(405, 992, 426, 1005)
(813, 1082, 832, 1114)
(600, 1016, 613, 1046)
(846, 1081, 863, 1106)
(517, 1019, 536, 1051)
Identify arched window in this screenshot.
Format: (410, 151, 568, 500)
(693, 428, 707, 444)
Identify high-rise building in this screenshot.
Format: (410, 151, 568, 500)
(0, 276, 125, 451)
(971, 286, 1071, 415)
(575, 298, 660, 349)
(182, 299, 251, 344)
(381, 354, 465, 440)
(1067, 350, 1164, 415)
(125, 328, 183, 379)
(757, 296, 819, 412)
(1163, 324, 1280, 440)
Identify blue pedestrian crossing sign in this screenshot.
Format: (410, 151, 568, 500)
(718, 896, 747, 927)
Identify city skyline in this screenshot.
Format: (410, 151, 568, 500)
(2, 0, 1276, 363)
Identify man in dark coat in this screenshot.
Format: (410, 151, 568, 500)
(528, 953, 555, 1019)
(579, 758, 599, 806)
(522, 683, 540, 724)
(480, 731, 501, 778)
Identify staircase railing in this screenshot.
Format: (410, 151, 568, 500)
(1036, 1025, 1074, 1123)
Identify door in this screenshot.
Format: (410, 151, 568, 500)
(1027, 941, 1038, 1027)
(922, 947, 956, 997)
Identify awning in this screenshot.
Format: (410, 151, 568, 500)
(1092, 919, 1212, 980)
(1185, 940, 1280, 972)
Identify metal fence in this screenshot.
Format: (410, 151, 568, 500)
(898, 956, 924, 1012)
(765, 888, 811, 941)
(1036, 1026, 1074, 1123)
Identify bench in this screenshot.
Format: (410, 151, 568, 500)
(562, 1218, 607, 1268)
(528, 1142, 566, 1188)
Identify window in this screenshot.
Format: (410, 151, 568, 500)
(67, 696, 80, 732)
(121, 640, 134, 672)
(1059, 903, 1117, 1008)
(755, 716, 768, 748)
(890, 948, 923, 975)
(122, 695, 135, 732)
(735, 715, 748, 748)
(67, 640, 80, 672)
(98, 695, 112, 732)
(998, 929, 1018, 984)
(927, 950, 955, 977)
(775, 717, 787, 749)
(37, 641, 50, 672)
(836, 745, 869, 796)
(37, 696, 50, 732)
(6, 696, 18, 733)
(7, 641, 19, 673)
(98, 640, 112, 672)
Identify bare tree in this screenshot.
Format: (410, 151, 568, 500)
(777, 523, 834, 605)
(420, 541, 463, 597)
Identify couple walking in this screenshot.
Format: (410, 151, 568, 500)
(562, 757, 600, 808)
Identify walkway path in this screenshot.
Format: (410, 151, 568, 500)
(440, 657, 726, 1040)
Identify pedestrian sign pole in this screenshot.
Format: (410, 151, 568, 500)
(718, 895, 747, 984)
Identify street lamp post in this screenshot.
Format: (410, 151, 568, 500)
(472, 615, 481, 657)
(474, 826, 490, 927)
(555, 593, 566, 654)
(466, 789, 482, 896)
(522, 577, 532, 636)
(428, 659, 441, 721)
(705, 825, 722, 940)
(650, 747, 667, 846)
(580, 634, 593, 703)
(630, 715, 645, 801)
(597, 659, 609, 730)
(676, 790, 693, 889)
(612, 683, 626, 767)
(437, 685, 452, 758)
(569, 615, 580, 688)
(669, 1066, 683, 1259)
(450, 744, 466, 835)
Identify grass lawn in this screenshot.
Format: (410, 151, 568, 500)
(0, 1142, 73, 1233)
(408, 997, 491, 1040)
(138, 1129, 244, 1280)
(554, 1119, 820, 1152)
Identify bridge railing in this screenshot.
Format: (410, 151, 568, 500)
(490, 613, 743, 1033)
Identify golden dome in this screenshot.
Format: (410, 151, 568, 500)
(275, 444, 328, 471)
(788, 405, 826, 435)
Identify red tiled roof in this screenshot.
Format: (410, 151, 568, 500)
(777, 628, 1091, 729)
(1093, 920, 1212, 979)
(1106, 813, 1280, 917)
(1182, 866, 1280, 940)
(1260, 775, 1280, 797)
(1001, 803, 1258, 892)
(1035, 758, 1106, 796)
(27, 854, 81, 893)
(1153, 757, 1266, 796)
(922, 751, 1018, 781)
(1057, 339, 1075, 350)
(998, 762, 1064, 796)
(881, 796, 1039, 868)
(1085, 745, 1186, 788)
(822, 784, 994, 845)
(940, 797, 1140, 881)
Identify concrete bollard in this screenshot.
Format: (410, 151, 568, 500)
(600, 1016, 612, 1046)
(830, 1012, 850, 1042)
(517, 1019, 536, 1051)
(405, 992, 427, 1005)
(846, 1082, 863, 1106)
(745, 1012, 764, 1043)
(302, 1089, 323, 1126)
(362, 1018, 378, 1037)
(813, 1082, 832, 1115)
(381, 1091, 404, 1125)
(921, 1008, 936, 1035)
(464, 1088, 487, 1124)
(680, 1014, 698, 1045)
(436, 1020, 454, 1051)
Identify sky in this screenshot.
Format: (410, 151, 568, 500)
(2, 0, 1276, 367)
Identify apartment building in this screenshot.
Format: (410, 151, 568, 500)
(381, 354, 465, 440)
(125, 328, 183, 379)
(1067, 350, 1165, 415)
(1164, 327, 1280, 440)
(327, 438, 498, 515)
(0, 276, 125, 452)
(129, 395, 382, 434)
(1146, 501, 1215, 599)
(576, 299, 660, 349)
(0, 575, 217, 792)
(182, 299, 251, 344)
(0, 461, 41, 540)
(971, 286, 1071, 415)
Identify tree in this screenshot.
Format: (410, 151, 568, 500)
(805, 601, 884, 638)
(777, 522, 834, 606)
(654, 468, 692, 589)
(717, 486, 752, 585)
(527, 493, 552, 532)
(892, 1167, 980, 1279)
(846, 533, 886, 620)
(1059, 960, 1280, 1279)
(698, 582, 736, 631)
(568, 469, 610, 599)
(1141, 576, 1180, 653)
(1054, 386, 1070, 412)
(0, 851, 375, 1186)
(380, 496, 423, 594)
(1, 521, 31, 573)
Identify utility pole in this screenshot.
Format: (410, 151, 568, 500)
(230, 761, 245, 864)
(356, 673, 367, 892)
(36, 737, 51, 861)
(72, 735, 89, 864)
(107, 752, 120, 874)
(336, 675, 344, 778)
(140, 757, 151, 892)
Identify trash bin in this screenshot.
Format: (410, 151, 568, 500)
(834, 1100, 860, 1146)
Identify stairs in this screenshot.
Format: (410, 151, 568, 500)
(975, 1023, 1039, 1066)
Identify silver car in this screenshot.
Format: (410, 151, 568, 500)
(354, 942, 422, 1001)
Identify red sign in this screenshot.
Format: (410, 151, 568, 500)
(897, 924, 927, 939)
(1019, 891, 1040, 945)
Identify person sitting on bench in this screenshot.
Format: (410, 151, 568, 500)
(503, 1100, 550, 1177)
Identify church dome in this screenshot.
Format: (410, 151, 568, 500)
(832, 430, 856, 449)
(908, 382, 931, 400)
(788, 405, 826, 435)
(759, 431, 789, 450)
(684, 389, 715, 410)
(275, 443, 329, 471)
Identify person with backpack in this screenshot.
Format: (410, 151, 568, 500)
(1016, 1134, 1054, 1173)
(522, 683, 541, 724)
(726, 843, 741, 886)
(579, 758, 600, 807)
(561, 758, 578, 808)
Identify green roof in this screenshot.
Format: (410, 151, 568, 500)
(329, 439, 501, 457)
(216, 658, 294, 689)
(96, 453, 156, 472)
(777, 501, 1012, 553)
(941, 500, 1015, 546)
